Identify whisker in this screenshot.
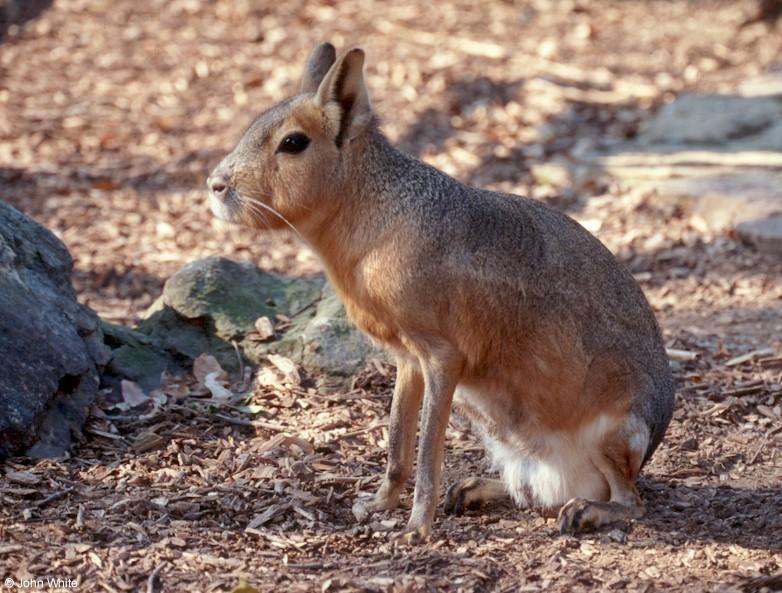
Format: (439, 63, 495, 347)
(245, 202, 273, 229)
(240, 200, 272, 229)
(239, 195, 305, 240)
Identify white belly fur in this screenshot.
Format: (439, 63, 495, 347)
(453, 384, 615, 509)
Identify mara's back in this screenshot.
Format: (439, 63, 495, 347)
(378, 152, 674, 458)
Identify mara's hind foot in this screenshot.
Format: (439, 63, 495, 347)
(444, 477, 508, 515)
(558, 415, 648, 534)
(558, 497, 644, 534)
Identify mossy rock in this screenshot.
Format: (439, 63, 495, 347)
(134, 256, 323, 373)
(101, 321, 185, 392)
(150, 256, 323, 340)
(103, 257, 382, 390)
(246, 285, 384, 389)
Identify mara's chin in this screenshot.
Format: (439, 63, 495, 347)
(209, 194, 241, 223)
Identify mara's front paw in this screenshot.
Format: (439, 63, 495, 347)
(369, 481, 402, 512)
(391, 523, 431, 546)
(351, 484, 402, 524)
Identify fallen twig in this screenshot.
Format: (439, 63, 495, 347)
(35, 487, 74, 508)
(666, 348, 699, 362)
(146, 564, 163, 593)
(726, 348, 775, 367)
(748, 435, 769, 464)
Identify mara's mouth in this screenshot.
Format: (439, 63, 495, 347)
(208, 187, 243, 223)
(209, 188, 279, 230)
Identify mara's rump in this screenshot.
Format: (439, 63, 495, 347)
(453, 374, 650, 512)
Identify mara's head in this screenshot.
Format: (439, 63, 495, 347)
(206, 43, 374, 232)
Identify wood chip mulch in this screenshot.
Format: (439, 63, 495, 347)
(1, 0, 781, 591)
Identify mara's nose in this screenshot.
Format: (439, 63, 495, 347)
(208, 173, 229, 199)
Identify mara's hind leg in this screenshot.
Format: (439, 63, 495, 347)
(558, 415, 648, 534)
(443, 478, 509, 515)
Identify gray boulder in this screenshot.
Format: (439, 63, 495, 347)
(736, 216, 782, 255)
(595, 87, 782, 233)
(0, 202, 109, 459)
(638, 94, 782, 150)
(250, 284, 385, 389)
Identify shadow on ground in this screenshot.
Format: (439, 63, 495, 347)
(0, 0, 52, 40)
(639, 477, 782, 551)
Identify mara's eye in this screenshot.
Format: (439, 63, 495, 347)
(277, 132, 310, 155)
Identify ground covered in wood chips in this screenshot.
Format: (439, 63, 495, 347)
(1, 1, 781, 592)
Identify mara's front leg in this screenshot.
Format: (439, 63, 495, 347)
(396, 346, 462, 545)
(369, 356, 424, 511)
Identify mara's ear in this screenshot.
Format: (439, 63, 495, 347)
(314, 48, 373, 145)
(300, 42, 337, 94)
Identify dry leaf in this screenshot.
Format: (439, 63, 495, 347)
(204, 371, 233, 400)
(120, 380, 149, 408)
(256, 366, 283, 388)
(193, 353, 227, 385)
(267, 354, 301, 385)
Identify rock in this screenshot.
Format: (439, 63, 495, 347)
(351, 499, 371, 524)
(739, 66, 782, 98)
(594, 89, 782, 233)
(646, 172, 782, 232)
(638, 94, 782, 150)
(153, 256, 322, 340)
(736, 216, 782, 254)
(108, 256, 381, 390)
(136, 256, 322, 371)
(100, 321, 184, 393)
(0, 202, 109, 459)
(253, 284, 383, 389)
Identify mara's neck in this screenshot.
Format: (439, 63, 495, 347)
(300, 128, 421, 294)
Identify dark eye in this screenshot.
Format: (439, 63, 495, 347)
(277, 132, 310, 154)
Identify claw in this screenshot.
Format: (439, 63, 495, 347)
(559, 498, 591, 534)
(443, 477, 483, 515)
(443, 482, 466, 515)
(557, 496, 643, 535)
(367, 478, 403, 513)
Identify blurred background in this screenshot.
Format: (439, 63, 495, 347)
(2, 0, 781, 325)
